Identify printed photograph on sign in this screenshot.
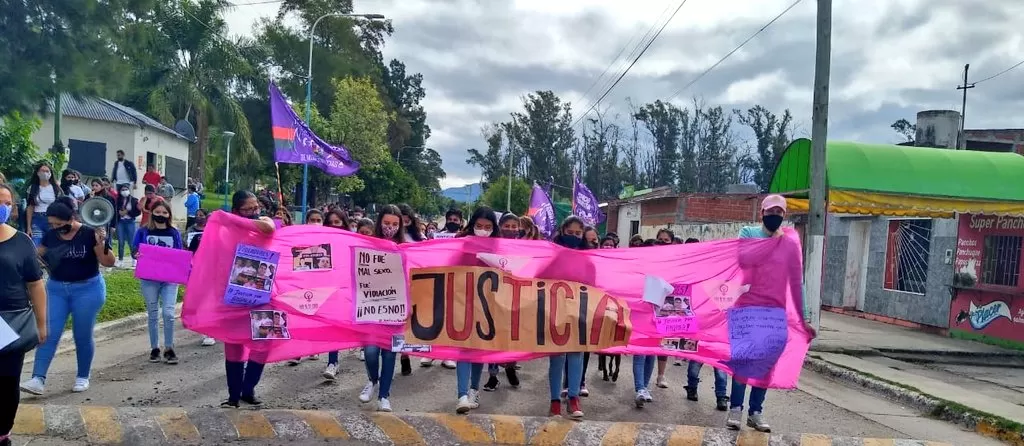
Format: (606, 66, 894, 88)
(391, 334, 431, 353)
(225, 245, 279, 306)
(661, 337, 698, 352)
(291, 244, 333, 271)
(352, 247, 409, 324)
(657, 295, 693, 317)
(250, 310, 291, 340)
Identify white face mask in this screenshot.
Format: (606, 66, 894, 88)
(474, 229, 491, 237)
(39, 172, 51, 181)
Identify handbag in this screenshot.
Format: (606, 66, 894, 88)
(0, 307, 40, 354)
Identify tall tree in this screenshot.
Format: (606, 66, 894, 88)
(693, 105, 737, 193)
(467, 124, 508, 189)
(635, 100, 683, 188)
(574, 108, 622, 199)
(503, 91, 576, 187)
(618, 99, 642, 189)
(891, 118, 916, 143)
(480, 176, 531, 214)
(734, 106, 793, 192)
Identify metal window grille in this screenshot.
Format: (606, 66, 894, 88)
(981, 235, 1022, 287)
(887, 219, 932, 294)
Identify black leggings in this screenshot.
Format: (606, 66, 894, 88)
(0, 351, 26, 436)
(563, 352, 591, 388)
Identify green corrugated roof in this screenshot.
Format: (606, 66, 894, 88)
(769, 138, 1024, 202)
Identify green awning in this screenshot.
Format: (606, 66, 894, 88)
(770, 138, 1024, 202)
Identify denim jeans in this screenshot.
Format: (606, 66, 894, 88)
(549, 353, 583, 399)
(730, 378, 767, 414)
(224, 344, 267, 402)
(364, 346, 396, 400)
(32, 275, 106, 380)
(632, 355, 655, 392)
(687, 362, 728, 398)
(327, 351, 339, 365)
(456, 361, 483, 397)
(30, 213, 47, 246)
(116, 219, 137, 260)
(140, 279, 178, 349)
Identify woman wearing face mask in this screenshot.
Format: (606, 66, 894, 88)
(25, 162, 63, 246)
(425, 222, 438, 239)
(397, 203, 425, 242)
(651, 228, 676, 388)
(583, 226, 600, 249)
(60, 170, 86, 207)
(324, 209, 348, 230)
(273, 206, 293, 227)
(481, 213, 522, 393)
(548, 216, 587, 419)
(218, 191, 276, 408)
(131, 202, 183, 364)
(20, 197, 115, 396)
(138, 185, 164, 227)
(518, 216, 542, 240)
(114, 185, 141, 268)
(357, 204, 404, 413)
(450, 207, 498, 413)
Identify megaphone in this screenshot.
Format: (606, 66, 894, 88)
(80, 197, 115, 227)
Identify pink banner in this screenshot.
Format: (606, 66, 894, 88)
(135, 244, 192, 284)
(183, 211, 811, 388)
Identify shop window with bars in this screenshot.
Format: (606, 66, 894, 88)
(981, 235, 1022, 287)
(884, 219, 932, 294)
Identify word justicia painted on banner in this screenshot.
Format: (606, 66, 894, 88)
(182, 212, 813, 389)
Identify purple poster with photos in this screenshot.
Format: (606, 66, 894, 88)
(225, 244, 279, 306)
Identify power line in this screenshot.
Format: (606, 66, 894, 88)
(571, 0, 688, 129)
(227, 0, 283, 6)
(664, 0, 804, 103)
(972, 58, 1024, 84)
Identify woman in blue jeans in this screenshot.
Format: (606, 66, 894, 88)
(21, 197, 115, 395)
(546, 216, 588, 419)
(24, 162, 62, 247)
(114, 183, 140, 267)
(132, 201, 183, 365)
(356, 205, 406, 412)
(685, 361, 729, 410)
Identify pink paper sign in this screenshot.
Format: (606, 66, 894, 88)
(135, 244, 193, 284)
(654, 315, 698, 335)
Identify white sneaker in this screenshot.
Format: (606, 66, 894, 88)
(358, 382, 376, 403)
(20, 377, 45, 395)
(359, 350, 365, 362)
(656, 376, 668, 388)
(378, 397, 392, 412)
(322, 364, 338, 381)
(580, 385, 590, 397)
(72, 378, 90, 392)
(114, 259, 123, 268)
(468, 389, 480, 409)
(726, 407, 743, 430)
(642, 388, 654, 402)
(308, 355, 319, 360)
(420, 357, 434, 367)
(456, 395, 473, 414)
(201, 337, 216, 346)
(634, 390, 646, 408)
(441, 360, 456, 369)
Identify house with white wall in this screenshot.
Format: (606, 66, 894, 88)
(30, 94, 194, 223)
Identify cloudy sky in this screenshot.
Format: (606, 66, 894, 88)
(224, 0, 1024, 189)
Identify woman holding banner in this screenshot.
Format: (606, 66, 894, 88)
(481, 213, 523, 393)
(549, 216, 587, 419)
(219, 191, 276, 409)
(357, 204, 405, 413)
(132, 201, 183, 365)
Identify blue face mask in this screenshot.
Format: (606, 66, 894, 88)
(0, 204, 11, 225)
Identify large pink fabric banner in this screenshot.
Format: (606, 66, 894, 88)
(183, 211, 811, 389)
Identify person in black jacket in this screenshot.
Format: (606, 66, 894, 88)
(113, 184, 141, 267)
(110, 150, 138, 190)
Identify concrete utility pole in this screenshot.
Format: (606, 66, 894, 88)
(805, 0, 832, 333)
(956, 64, 974, 150)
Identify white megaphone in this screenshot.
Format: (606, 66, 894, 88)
(79, 197, 115, 227)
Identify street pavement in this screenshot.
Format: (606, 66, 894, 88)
(16, 323, 998, 445)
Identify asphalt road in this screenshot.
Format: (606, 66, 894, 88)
(19, 324, 998, 444)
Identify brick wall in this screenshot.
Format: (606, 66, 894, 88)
(682, 194, 761, 223)
(641, 198, 678, 226)
(964, 129, 1024, 155)
(606, 205, 619, 233)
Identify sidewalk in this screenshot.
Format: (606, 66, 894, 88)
(808, 312, 1024, 445)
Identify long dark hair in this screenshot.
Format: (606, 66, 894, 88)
(459, 206, 499, 237)
(28, 161, 62, 206)
(231, 190, 257, 215)
(324, 209, 348, 229)
(397, 203, 424, 241)
(375, 204, 405, 243)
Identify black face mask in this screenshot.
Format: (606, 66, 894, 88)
(444, 222, 461, 232)
(500, 229, 519, 239)
(762, 214, 784, 232)
(152, 215, 169, 224)
(56, 224, 73, 234)
(557, 234, 583, 249)
(194, 217, 207, 227)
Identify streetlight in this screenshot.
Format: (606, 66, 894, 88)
(222, 131, 235, 211)
(302, 12, 386, 216)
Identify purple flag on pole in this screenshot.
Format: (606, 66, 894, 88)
(572, 174, 604, 227)
(527, 183, 556, 239)
(269, 82, 359, 176)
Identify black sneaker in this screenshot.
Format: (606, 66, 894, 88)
(684, 386, 698, 402)
(220, 399, 239, 408)
(505, 367, 520, 388)
(163, 348, 179, 365)
(240, 395, 262, 406)
(149, 348, 161, 362)
(483, 375, 499, 391)
(400, 356, 412, 376)
(716, 396, 729, 411)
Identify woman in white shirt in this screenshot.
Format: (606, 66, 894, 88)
(25, 162, 62, 246)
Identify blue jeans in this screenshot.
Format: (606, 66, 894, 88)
(30, 213, 47, 246)
(327, 351, 339, 365)
(548, 353, 583, 399)
(730, 378, 767, 414)
(364, 346, 396, 400)
(456, 361, 483, 397)
(141, 280, 178, 349)
(632, 355, 655, 392)
(32, 275, 106, 380)
(687, 362, 728, 398)
(116, 219, 136, 260)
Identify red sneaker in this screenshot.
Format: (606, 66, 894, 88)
(568, 397, 583, 419)
(548, 399, 561, 416)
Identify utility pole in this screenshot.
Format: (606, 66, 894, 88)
(956, 64, 974, 150)
(805, 0, 832, 333)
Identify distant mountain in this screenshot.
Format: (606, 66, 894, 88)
(441, 182, 482, 202)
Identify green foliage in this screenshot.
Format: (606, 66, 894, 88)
(351, 157, 426, 210)
(328, 77, 391, 171)
(97, 269, 184, 325)
(0, 112, 43, 180)
(480, 176, 531, 215)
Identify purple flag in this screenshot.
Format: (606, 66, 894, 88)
(572, 174, 604, 227)
(270, 82, 359, 176)
(527, 183, 556, 239)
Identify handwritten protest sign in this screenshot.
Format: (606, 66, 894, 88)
(352, 247, 409, 324)
(224, 245, 278, 306)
